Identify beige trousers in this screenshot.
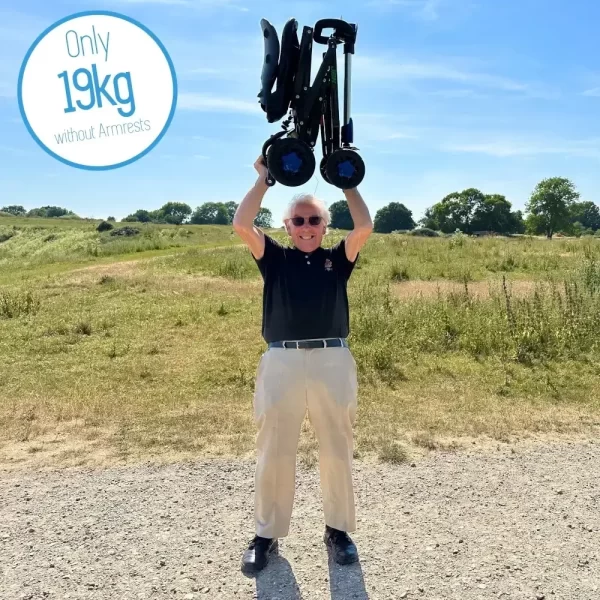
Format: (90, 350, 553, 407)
(252, 345, 358, 539)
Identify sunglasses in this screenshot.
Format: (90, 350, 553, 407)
(290, 216, 322, 226)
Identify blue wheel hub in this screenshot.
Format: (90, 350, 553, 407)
(337, 160, 355, 179)
(281, 152, 302, 173)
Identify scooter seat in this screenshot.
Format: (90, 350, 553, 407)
(257, 18, 300, 123)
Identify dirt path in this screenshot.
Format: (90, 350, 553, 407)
(1, 439, 599, 599)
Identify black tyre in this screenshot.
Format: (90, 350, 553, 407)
(266, 137, 315, 187)
(320, 156, 330, 183)
(325, 149, 365, 189)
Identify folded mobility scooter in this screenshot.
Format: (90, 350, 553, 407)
(257, 17, 365, 190)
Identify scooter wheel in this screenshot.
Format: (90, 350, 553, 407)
(325, 149, 365, 189)
(266, 137, 315, 187)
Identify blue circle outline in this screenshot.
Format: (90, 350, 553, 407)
(17, 10, 178, 171)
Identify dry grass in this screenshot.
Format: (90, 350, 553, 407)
(392, 279, 539, 300)
(1, 225, 600, 471)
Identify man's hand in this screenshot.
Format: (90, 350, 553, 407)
(254, 154, 269, 182)
(343, 187, 373, 262)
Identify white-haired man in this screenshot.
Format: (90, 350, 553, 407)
(233, 155, 373, 576)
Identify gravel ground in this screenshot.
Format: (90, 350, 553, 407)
(1, 439, 599, 600)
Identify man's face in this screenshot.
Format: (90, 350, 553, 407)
(285, 202, 326, 253)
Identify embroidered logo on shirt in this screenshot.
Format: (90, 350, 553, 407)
(324, 258, 333, 271)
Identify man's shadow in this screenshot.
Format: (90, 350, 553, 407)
(327, 550, 369, 600)
(254, 554, 302, 599)
(253, 549, 369, 599)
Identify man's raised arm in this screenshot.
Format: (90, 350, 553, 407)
(343, 187, 373, 262)
(233, 156, 269, 260)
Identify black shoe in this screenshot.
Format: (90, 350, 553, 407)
(323, 526, 359, 565)
(241, 535, 278, 576)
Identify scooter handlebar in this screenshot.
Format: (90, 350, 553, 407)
(312, 19, 356, 49)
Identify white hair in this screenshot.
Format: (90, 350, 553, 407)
(282, 193, 330, 226)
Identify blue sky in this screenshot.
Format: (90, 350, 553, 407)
(1, 0, 599, 224)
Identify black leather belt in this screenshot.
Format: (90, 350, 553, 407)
(268, 338, 348, 349)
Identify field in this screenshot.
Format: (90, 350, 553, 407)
(1, 216, 600, 470)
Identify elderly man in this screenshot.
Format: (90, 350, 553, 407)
(232, 155, 373, 576)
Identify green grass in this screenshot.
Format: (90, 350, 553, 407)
(0, 218, 244, 282)
(1, 219, 600, 469)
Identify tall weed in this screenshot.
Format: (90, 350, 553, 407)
(0, 289, 40, 318)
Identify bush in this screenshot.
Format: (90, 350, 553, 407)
(0, 230, 16, 243)
(97, 220, 114, 232)
(110, 226, 140, 237)
(409, 227, 440, 237)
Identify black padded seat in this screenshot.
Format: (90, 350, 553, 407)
(257, 18, 300, 123)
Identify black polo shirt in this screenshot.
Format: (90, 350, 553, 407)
(253, 234, 358, 343)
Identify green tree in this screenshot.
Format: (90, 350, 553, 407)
(254, 207, 273, 228)
(471, 194, 525, 234)
(510, 210, 526, 234)
(214, 205, 229, 224)
(190, 202, 238, 225)
(27, 205, 77, 218)
(569, 200, 600, 231)
(225, 201, 238, 223)
(123, 209, 151, 223)
(1, 205, 26, 216)
(157, 202, 192, 225)
(421, 188, 485, 234)
(525, 177, 579, 238)
(570, 221, 586, 237)
(423, 189, 524, 234)
(373, 202, 415, 233)
(190, 202, 220, 224)
(329, 200, 354, 230)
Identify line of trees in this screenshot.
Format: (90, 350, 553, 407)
(0, 205, 81, 219)
(3, 177, 598, 239)
(1, 201, 273, 229)
(329, 177, 600, 239)
(121, 201, 273, 227)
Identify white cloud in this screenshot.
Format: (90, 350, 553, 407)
(185, 68, 220, 76)
(0, 144, 33, 156)
(367, 0, 443, 20)
(160, 35, 261, 84)
(349, 112, 420, 143)
(177, 92, 262, 114)
(367, 0, 477, 22)
(113, 0, 190, 3)
(441, 137, 600, 159)
(583, 87, 600, 97)
(353, 54, 536, 94)
(427, 88, 484, 98)
(0, 10, 50, 44)
(344, 111, 600, 161)
(107, 0, 248, 8)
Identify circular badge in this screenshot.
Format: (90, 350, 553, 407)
(17, 11, 177, 170)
